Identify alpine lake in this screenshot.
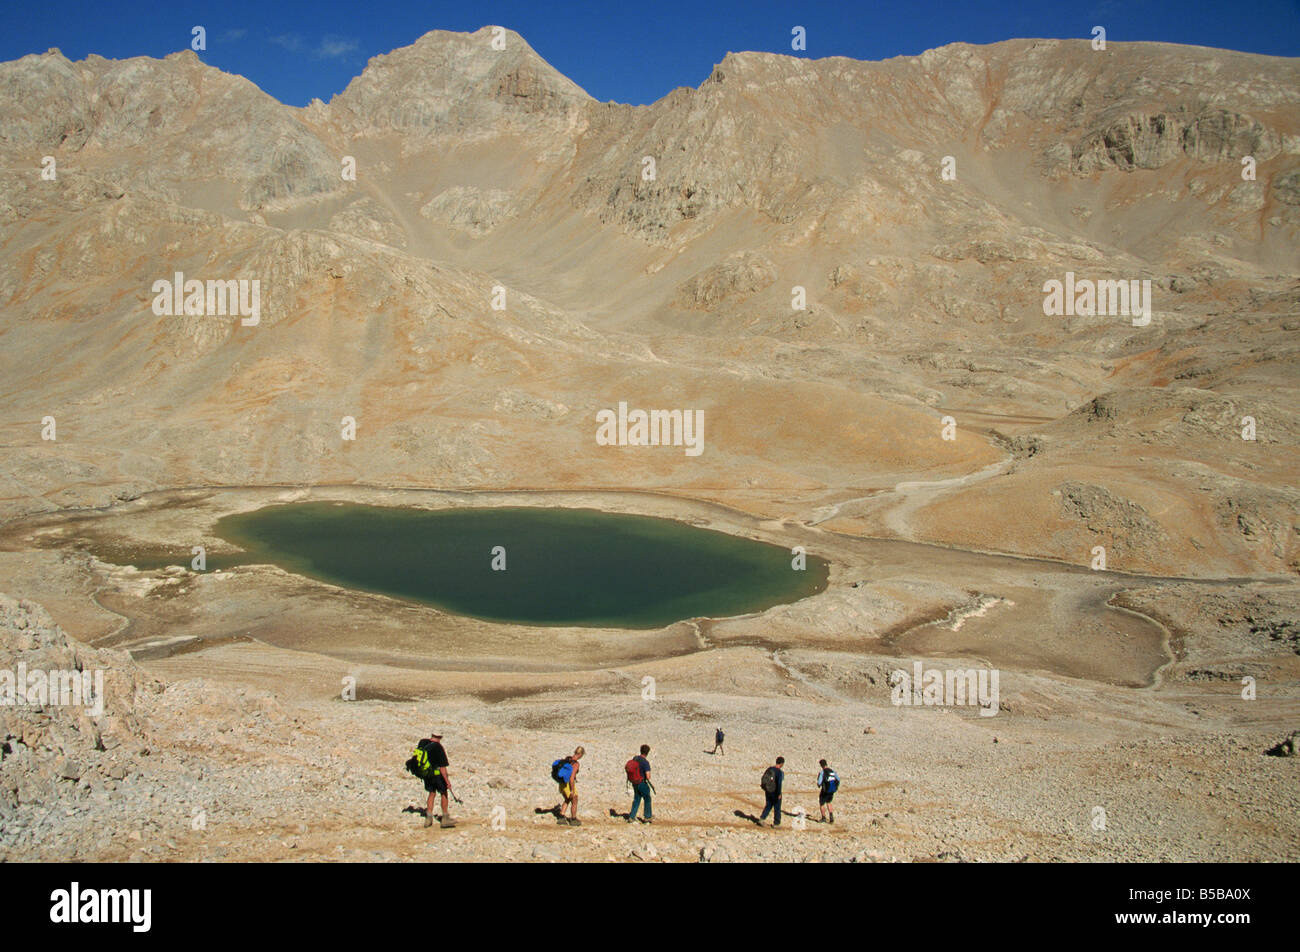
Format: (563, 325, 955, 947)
(206, 503, 828, 629)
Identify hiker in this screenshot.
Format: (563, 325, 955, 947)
(550, 746, 585, 826)
(417, 730, 456, 829)
(759, 756, 785, 827)
(816, 759, 839, 824)
(626, 744, 653, 824)
(711, 727, 725, 755)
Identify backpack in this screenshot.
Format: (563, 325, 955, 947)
(551, 758, 573, 783)
(406, 745, 433, 779)
(761, 766, 779, 793)
(823, 769, 839, 794)
(625, 758, 644, 785)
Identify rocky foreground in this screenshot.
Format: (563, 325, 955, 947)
(3, 592, 1296, 863)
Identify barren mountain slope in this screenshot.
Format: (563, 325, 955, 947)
(0, 27, 1297, 577)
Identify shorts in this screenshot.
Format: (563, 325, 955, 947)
(424, 772, 448, 794)
(818, 791, 835, 805)
(558, 781, 574, 800)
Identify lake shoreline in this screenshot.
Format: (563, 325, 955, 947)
(0, 483, 1204, 688)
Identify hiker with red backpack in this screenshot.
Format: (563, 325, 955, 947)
(625, 745, 653, 824)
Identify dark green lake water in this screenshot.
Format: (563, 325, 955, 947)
(212, 503, 828, 628)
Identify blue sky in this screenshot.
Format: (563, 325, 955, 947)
(4, 0, 1299, 106)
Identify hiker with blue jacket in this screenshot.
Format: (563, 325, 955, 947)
(816, 759, 839, 824)
(759, 756, 785, 827)
(626, 745, 653, 824)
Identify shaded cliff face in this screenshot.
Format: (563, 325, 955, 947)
(0, 27, 1297, 578)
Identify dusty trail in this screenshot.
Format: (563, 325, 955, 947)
(881, 458, 1013, 539)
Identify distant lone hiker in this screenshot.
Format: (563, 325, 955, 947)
(416, 730, 456, 829)
(759, 756, 785, 827)
(711, 727, 725, 756)
(816, 759, 839, 824)
(626, 745, 653, 824)
(549, 746, 585, 826)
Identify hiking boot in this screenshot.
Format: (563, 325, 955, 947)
(440, 816, 457, 829)
(829, 815, 835, 824)
(640, 817, 653, 824)
(423, 813, 433, 828)
(568, 817, 582, 826)
(556, 815, 571, 826)
(625, 816, 635, 823)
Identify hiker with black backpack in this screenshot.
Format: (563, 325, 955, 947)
(408, 730, 456, 829)
(711, 727, 725, 755)
(625, 744, 653, 824)
(816, 759, 839, 824)
(759, 756, 785, 827)
(547, 746, 585, 826)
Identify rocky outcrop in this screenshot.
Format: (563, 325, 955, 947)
(1056, 481, 1168, 545)
(1182, 110, 1283, 162)
(674, 252, 778, 309)
(0, 594, 158, 813)
(1071, 109, 1282, 173)
(420, 186, 518, 234)
(329, 198, 408, 248)
(1273, 167, 1300, 205)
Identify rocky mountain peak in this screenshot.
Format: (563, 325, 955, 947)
(327, 25, 591, 136)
